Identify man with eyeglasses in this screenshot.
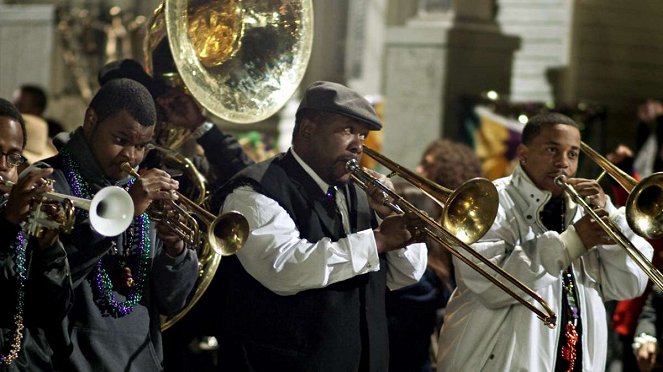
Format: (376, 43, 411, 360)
(1, 97, 73, 371)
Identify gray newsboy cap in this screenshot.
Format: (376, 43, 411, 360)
(297, 81, 382, 130)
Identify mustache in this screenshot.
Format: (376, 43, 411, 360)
(549, 171, 569, 178)
(338, 155, 358, 165)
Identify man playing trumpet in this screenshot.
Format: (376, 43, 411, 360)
(437, 112, 653, 371)
(1, 97, 72, 371)
(26, 79, 198, 371)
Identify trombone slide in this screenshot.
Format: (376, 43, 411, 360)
(554, 175, 663, 290)
(346, 159, 557, 328)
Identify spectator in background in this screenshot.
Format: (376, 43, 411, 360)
(607, 98, 663, 372)
(20, 114, 57, 169)
(633, 286, 663, 372)
(12, 85, 65, 139)
(387, 139, 484, 372)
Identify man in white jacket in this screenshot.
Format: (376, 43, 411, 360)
(437, 112, 653, 372)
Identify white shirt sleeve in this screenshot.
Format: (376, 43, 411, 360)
(223, 186, 427, 295)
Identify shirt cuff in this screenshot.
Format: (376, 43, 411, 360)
(346, 229, 380, 273)
(559, 224, 586, 261)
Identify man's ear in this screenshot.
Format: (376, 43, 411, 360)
(299, 118, 316, 139)
(516, 143, 528, 165)
(82, 108, 97, 137)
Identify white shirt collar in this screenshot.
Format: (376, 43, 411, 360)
(290, 147, 332, 195)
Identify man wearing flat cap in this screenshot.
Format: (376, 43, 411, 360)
(211, 81, 427, 371)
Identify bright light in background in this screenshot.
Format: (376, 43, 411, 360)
(518, 114, 529, 124)
(486, 90, 499, 100)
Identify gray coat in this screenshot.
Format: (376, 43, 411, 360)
(32, 128, 198, 372)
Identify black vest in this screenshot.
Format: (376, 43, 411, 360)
(214, 152, 388, 372)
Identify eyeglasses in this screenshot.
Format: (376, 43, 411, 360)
(0, 151, 28, 167)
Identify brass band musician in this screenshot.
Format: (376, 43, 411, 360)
(27, 79, 198, 371)
(437, 112, 653, 371)
(0, 98, 72, 371)
(211, 81, 427, 371)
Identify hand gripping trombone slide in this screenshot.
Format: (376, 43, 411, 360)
(346, 158, 557, 328)
(554, 174, 663, 290)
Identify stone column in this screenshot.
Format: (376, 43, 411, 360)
(0, 4, 55, 99)
(381, 0, 519, 168)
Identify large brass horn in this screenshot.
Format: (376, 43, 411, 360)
(348, 150, 557, 328)
(144, 0, 314, 124)
(580, 141, 663, 239)
(147, 143, 208, 205)
(554, 175, 663, 290)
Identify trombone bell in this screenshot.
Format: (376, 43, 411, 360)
(580, 141, 663, 239)
(361, 145, 499, 245)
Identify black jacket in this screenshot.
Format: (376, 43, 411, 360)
(0, 198, 72, 372)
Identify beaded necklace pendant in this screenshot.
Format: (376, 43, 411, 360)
(61, 150, 152, 317)
(560, 268, 581, 371)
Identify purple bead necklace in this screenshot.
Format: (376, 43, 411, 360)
(61, 150, 151, 317)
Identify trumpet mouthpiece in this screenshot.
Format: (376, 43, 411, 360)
(345, 159, 359, 172)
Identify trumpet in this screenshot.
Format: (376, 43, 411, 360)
(120, 162, 248, 256)
(1, 180, 134, 237)
(554, 175, 663, 290)
(346, 154, 558, 328)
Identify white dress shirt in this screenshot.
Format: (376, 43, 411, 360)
(222, 148, 427, 296)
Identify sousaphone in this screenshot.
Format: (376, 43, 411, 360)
(144, 0, 314, 331)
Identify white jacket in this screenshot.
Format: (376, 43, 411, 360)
(437, 165, 653, 372)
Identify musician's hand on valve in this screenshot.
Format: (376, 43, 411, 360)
(374, 212, 421, 253)
(128, 168, 179, 216)
(4, 168, 54, 225)
(363, 168, 397, 218)
(155, 221, 185, 257)
(566, 177, 607, 209)
(155, 88, 206, 130)
(35, 228, 60, 251)
(573, 209, 615, 249)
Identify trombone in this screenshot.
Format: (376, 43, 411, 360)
(580, 141, 663, 239)
(120, 162, 248, 256)
(362, 146, 498, 244)
(346, 152, 558, 328)
(1, 179, 134, 237)
(554, 175, 663, 290)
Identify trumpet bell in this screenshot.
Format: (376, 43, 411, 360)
(443, 178, 499, 244)
(627, 173, 663, 239)
(89, 186, 135, 237)
(209, 210, 249, 256)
